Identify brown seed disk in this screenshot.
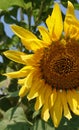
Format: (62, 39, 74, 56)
(40, 40, 79, 89)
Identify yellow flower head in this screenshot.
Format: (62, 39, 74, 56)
(3, 1, 79, 127)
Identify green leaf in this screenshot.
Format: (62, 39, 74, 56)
(0, 0, 25, 10)
(67, 114, 79, 128)
(0, 22, 4, 35)
(32, 110, 40, 119)
(4, 14, 17, 24)
(31, 119, 55, 130)
(0, 106, 33, 130)
(0, 109, 4, 120)
(31, 117, 79, 130)
(25, 2, 32, 10)
(6, 91, 19, 98)
(0, 77, 10, 88)
(74, 3, 79, 10)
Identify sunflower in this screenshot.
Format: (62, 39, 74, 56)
(3, 1, 79, 127)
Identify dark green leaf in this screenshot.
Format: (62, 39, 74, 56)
(7, 91, 19, 98)
(32, 110, 40, 119)
(31, 119, 55, 130)
(4, 14, 17, 24)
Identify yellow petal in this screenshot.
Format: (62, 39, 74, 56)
(3, 50, 26, 64)
(18, 78, 26, 85)
(41, 105, 50, 121)
(64, 1, 79, 39)
(72, 89, 79, 104)
(21, 38, 43, 52)
(21, 53, 42, 66)
(49, 89, 57, 109)
(50, 91, 63, 127)
(27, 80, 44, 100)
(11, 25, 44, 52)
(38, 26, 52, 45)
(35, 96, 42, 111)
(23, 70, 36, 89)
(67, 25, 79, 40)
(41, 84, 52, 121)
(21, 54, 34, 65)
(46, 3, 63, 41)
(67, 90, 79, 115)
(4, 66, 33, 78)
(19, 85, 28, 97)
(19, 70, 37, 97)
(11, 25, 37, 39)
(35, 85, 46, 111)
(60, 91, 72, 120)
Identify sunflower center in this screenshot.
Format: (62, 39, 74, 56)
(53, 57, 73, 75)
(40, 40, 79, 89)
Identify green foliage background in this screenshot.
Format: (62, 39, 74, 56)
(0, 0, 79, 130)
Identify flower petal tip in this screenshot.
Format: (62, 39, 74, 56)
(27, 96, 31, 101)
(68, 1, 74, 8)
(2, 73, 8, 77)
(3, 51, 7, 56)
(3, 51, 10, 57)
(10, 25, 20, 33)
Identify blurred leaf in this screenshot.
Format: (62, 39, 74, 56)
(11, 35, 20, 49)
(31, 119, 55, 130)
(0, 75, 6, 82)
(32, 110, 40, 119)
(4, 14, 17, 24)
(0, 97, 12, 111)
(56, 126, 77, 130)
(0, 109, 4, 120)
(0, 77, 10, 88)
(0, 0, 26, 10)
(56, 115, 79, 130)
(25, 2, 32, 10)
(8, 6, 18, 18)
(74, 3, 79, 10)
(0, 106, 32, 130)
(31, 116, 79, 130)
(0, 22, 5, 35)
(7, 91, 19, 98)
(67, 114, 79, 129)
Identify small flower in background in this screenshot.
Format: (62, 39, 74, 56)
(3, 1, 79, 127)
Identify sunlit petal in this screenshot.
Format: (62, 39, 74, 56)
(27, 80, 44, 100)
(50, 91, 63, 127)
(11, 25, 45, 52)
(67, 90, 79, 115)
(41, 84, 52, 121)
(21, 38, 44, 52)
(60, 91, 72, 120)
(4, 66, 33, 78)
(19, 85, 28, 97)
(38, 26, 52, 45)
(49, 89, 57, 109)
(3, 50, 26, 64)
(35, 85, 46, 110)
(46, 3, 63, 41)
(64, 1, 79, 39)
